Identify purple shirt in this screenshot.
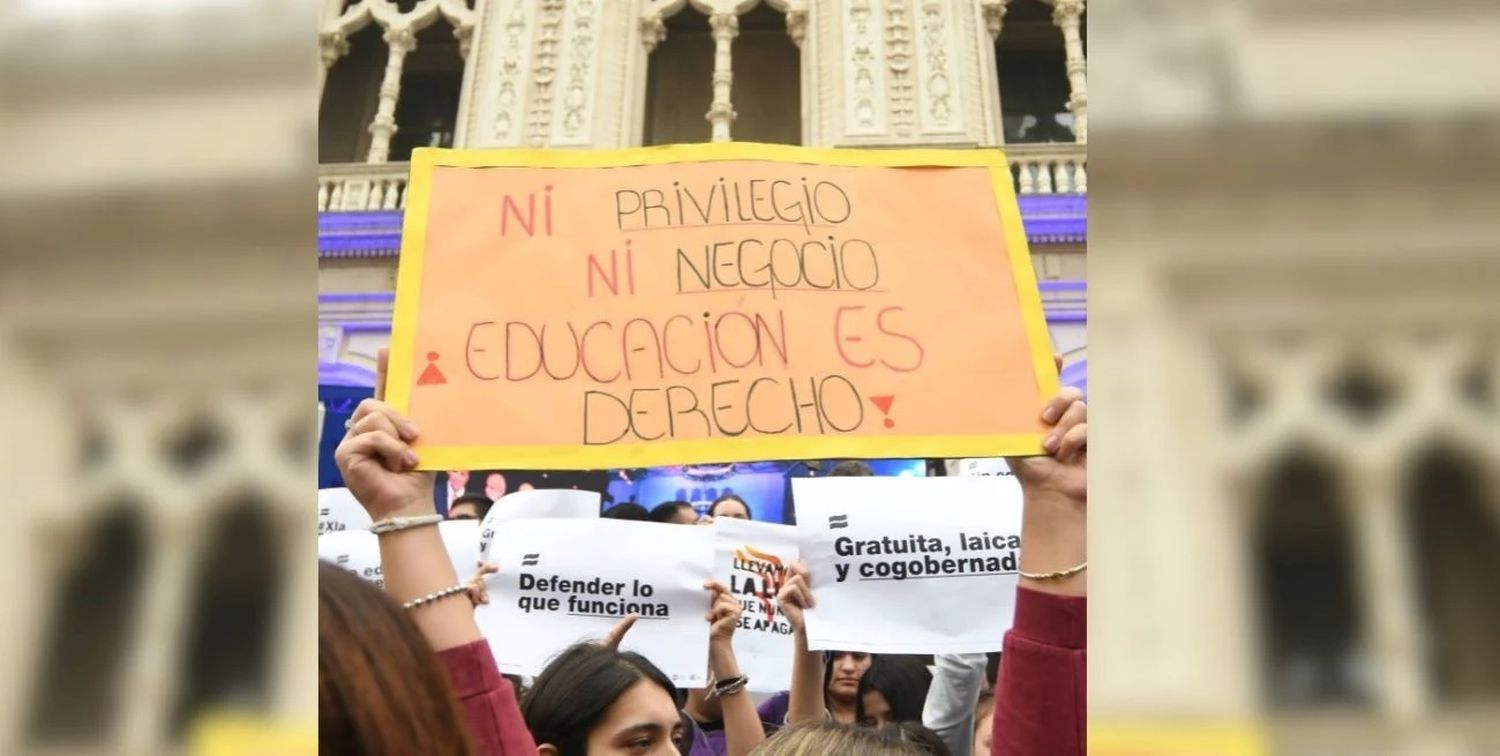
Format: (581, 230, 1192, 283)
(687, 692, 791, 756)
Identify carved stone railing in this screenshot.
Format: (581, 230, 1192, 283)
(317, 144, 1086, 214)
(318, 162, 410, 212)
(1006, 143, 1087, 194)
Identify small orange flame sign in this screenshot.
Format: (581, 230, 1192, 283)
(735, 545, 787, 620)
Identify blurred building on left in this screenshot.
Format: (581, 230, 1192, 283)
(0, 0, 316, 753)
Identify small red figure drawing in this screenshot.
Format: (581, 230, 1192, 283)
(417, 351, 447, 386)
(870, 395, 895, 428)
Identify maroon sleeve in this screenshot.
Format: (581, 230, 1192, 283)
(437, 640, 537, 756)
(992, 586, 1086, 756)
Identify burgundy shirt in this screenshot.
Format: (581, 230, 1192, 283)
(991, 586, 1087, 756)
(436, 640, 538, 756)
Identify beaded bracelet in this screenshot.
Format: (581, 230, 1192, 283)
(709, 674, 749, 698)
(1018, 560, 1087, 581)
(402, 584, 469, 611)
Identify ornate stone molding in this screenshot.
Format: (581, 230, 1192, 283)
(916, 0, 961, 132)
(365, 27, 417, 163)
(527, 0, 566, 148)
(707, 12, 739, 142)
(640, 14, 667, 53)
(319, 31, 350, 70)
(555, 0, 600, 144)
(844, 0, 886, 136)
(785, 8, 808, 48)
(981, 0, 1008, 40)
(885, 0, 914, 135)
(491, 1, 530, 144)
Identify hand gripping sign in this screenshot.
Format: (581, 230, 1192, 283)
(384, 143, 1057, 470)
(712, 518, 802, 692)
(477, 519, 715, 684)
(793, 476, 1023, 654)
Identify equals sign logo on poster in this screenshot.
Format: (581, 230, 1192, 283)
(521, 553, 541, 567)
(828, 515, 849, 530)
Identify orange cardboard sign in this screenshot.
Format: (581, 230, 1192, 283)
(387, 143, 1057, 470)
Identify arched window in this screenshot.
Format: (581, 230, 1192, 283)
(25, 506, 148, 745)
(389, 18, 466, 162)
(169, 499, 283, 734)
(1254, 453, 1373, 707)
(994, 0, 1075, 143)
(319, 24, 385, 163)
(1406, 448, 1500, 703)
(644, 2, 801, 145)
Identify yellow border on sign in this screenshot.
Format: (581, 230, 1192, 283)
(387, 142, 1059, 470)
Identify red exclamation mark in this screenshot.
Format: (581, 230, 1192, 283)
(870, 395, 895, 428)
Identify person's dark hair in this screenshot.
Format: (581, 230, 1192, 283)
(857, 655, 934, 725)
(829, 460, 874, 477)
(602, 501, 649, 520)
(450, 493, 493, 520)
(877, 722, 951, 756)
(649, 500, 694, 523)
(522, 642, 682, 756)
(318, 562, 474, 756)
(708, 493, 751, 520)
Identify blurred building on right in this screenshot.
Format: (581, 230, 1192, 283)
(1089, 2, 1500, 754)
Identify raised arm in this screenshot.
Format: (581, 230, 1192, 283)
(776, 562, 826, 727)
(701, 581, 766, 756)
(991, 384, 1088, 756)
(334, 349, 534, 755)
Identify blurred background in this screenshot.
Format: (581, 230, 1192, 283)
(0, 0, 317, 754)
(3, 0, 1497, 754)
(1087, 1, 1500, 754)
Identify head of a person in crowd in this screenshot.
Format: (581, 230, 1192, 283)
(823, 651, 873, 710)
(829, 460, 874, 477)
(752, 721, 929, 755)
(708, 493, 751, 521)
(857, 655, 934, 728)
(447, 469, 469, 492)
(447, 493, 492, 521)
(878, 722, 952, 756)
(970, 693, 995, 756)
(318, 562, 474, 755)
(484, 472, 508, 500)
(519, 481, 536, 492)
(522, 642, 684, 756)
(649, 500, 698, 525)
(602, 502, 650, 521)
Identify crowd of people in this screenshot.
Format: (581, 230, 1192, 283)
(320, 351, 1086, 755)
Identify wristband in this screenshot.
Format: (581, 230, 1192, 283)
(370, 513, 443, 535)
(1018, 560, 1087, 580)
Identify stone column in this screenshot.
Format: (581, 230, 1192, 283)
(318, 31, 349, 99)
(365, 26, 417, 163)
(1349, 468, 1431, 721)
(1051, 0, 1087, 142)
(113, 517, 203, 754)
(706, 12, 739, 143)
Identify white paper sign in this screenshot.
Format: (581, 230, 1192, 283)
(318, 487, 373, 535)
(478, 488, 600, 556)
(439, 520, 482, 581)
(793, 476, 1022, 654)
(318, 530, 383, 587)
(320, 523, 484, 589)
(713, 519, 800, 692)
(477, 519, 714, 685)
